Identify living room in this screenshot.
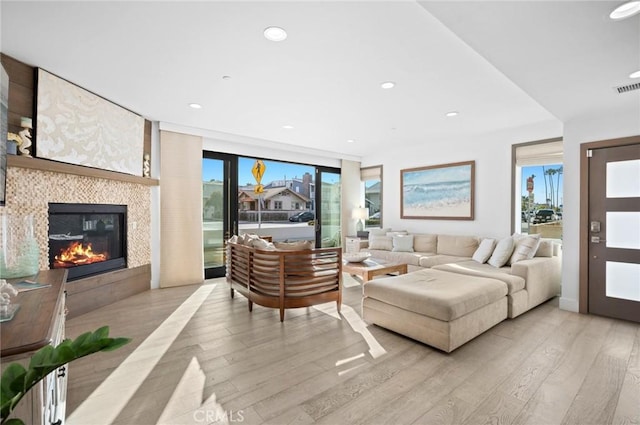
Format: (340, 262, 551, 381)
(1, 1, 639, 424)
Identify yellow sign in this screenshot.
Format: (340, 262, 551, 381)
(252, 160, 266, 184)
(254, 184, 264, 195)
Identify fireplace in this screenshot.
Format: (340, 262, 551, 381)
(48, 203, 127, 281)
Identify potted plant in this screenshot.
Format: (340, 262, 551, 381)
(0, 326, 130, 425)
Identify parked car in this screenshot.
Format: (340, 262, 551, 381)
(370, 212, 381, 219)
(288, 211, 315, 222)
(533, 209, 558, 224)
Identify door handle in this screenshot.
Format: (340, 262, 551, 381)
(591, 236, 606, 243)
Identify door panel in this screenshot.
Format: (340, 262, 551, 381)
(202, 153, 237, 279)
(588, 143, 640, 322)
(315, 168, 342, 248)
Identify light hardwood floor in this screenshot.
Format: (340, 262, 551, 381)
(65, 276, 640, 425)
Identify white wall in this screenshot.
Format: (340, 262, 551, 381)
(341, 160, 363, 240)
(559, 108, 640, 312)
(362, 120, 561, 238)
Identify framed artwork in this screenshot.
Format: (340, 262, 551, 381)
(401, 160, 475, 220)
(35, 68, 144, 176)
(0, 63, 8, 206)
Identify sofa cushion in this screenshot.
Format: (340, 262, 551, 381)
(433, 261, 526, 294)
(413, 234, 437, 253)
(363, 249, 424, 266)
(418, 254, 471, 268)
(488, 237, 515, 268)
(472, 238, 496, 264)
(509, 233, 541, 264)
(369, 236, 393, 251)
(437, 234, 480, 257)
(392, 234, 414, 252)
(363, 269, 507, 321)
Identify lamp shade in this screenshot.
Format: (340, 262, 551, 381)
(352, 207, 369, 220)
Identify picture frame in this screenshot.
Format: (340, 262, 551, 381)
(401, 160, 475, 220)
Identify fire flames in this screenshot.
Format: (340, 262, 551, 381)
(54, 242, 108, 268)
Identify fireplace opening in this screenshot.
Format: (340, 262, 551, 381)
(48, 203, 127, 281)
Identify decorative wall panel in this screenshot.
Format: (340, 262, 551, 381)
(36, 69, 144, 175)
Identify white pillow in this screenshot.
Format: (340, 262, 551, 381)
(251, 238, 276, 250)
(386, 231, 408, 237)
(472, 238, 496, 264)
(535, 239, 554, 257)
(488, 237, 515, 268)
(368, 228, 391, 241)
(369, 236, 393, 251)
(392, 234, 414, 252)
(509, 233, 541, 264)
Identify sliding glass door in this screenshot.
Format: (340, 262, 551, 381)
(203, 152, 341, 277)
(316, 168, 342, 248)
(202, 153, 237, 279)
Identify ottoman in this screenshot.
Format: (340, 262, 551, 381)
(362, 269, 508, 352)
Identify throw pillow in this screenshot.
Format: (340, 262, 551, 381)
(368, 228, 391, 239)
(392, 234, 414, 252)
(274, 240, 313, 250)
(251, 238, 276, 250)
(369, 236, 393, 251)
(509, 233, 541, 264)
(386, 231, 408, 237)
(535, 239, 554, 257)
(488, 237, 515, 268)
(472, 238, 496, 264)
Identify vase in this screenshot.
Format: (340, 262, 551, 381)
(0, 214, 40, 279)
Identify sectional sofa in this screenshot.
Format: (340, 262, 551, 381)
(361, 230, 562, 352)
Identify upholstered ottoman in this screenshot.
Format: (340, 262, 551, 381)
(362, 269, 508, 352)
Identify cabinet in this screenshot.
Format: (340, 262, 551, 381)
(345, 236, 369, 253)
(1, 269, 68, 425)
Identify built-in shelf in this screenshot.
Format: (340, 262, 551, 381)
(7, 155, 159, 186)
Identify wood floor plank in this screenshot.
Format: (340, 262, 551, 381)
(63, 278, 640, 425)
(561, 320, 638, 425)
(612, 326, 640, 425)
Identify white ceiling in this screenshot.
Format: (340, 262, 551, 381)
(1, 1, 638, 159)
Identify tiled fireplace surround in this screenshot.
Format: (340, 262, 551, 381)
(5, 166, 151, 270)
(4, 164, 152, 316)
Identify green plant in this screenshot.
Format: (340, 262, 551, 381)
(0, 326, 130, 425)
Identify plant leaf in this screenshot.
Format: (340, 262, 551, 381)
(101, 337, 132, 352)
(4, 417, 25, 425)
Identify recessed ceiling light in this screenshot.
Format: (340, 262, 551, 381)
(610, 1, 640, 20)
(630, 70, 640, 78)
(264, 26, 287, 42)
(282, 125, 294, 129)
(347, 139, 355, 143)
(380, 81, 396, 89)
(445, 111, 459, 117)
(189, 103, 202, 109)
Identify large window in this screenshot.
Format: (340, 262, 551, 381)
(513, 140, 563, 239)
(361, 165, 383, 228)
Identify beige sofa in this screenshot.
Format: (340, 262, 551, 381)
(362, 232, 561, 319)
(361, 232, 561, 352)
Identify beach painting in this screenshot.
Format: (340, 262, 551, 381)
(401, 161, 475, 220)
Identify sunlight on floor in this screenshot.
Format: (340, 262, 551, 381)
(313, 302, 387, 360)
(157, 356, 229, 425)
(66, 284, 216, 425)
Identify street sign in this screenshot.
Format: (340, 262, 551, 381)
(252, 160, 266, 184)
